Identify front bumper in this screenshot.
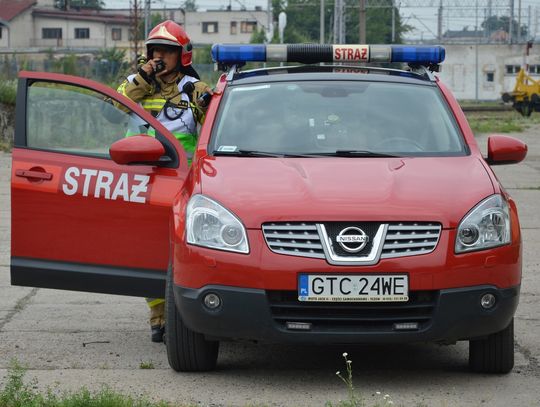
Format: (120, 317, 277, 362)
(174, 284, 519, 343)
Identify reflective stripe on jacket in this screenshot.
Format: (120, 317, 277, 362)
(117, 73, 201, 154)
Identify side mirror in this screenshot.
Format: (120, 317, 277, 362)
(486, 135, 527, 165)
(109, 135, 166, 165)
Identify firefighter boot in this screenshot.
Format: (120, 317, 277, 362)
(147, 299, 165, 343)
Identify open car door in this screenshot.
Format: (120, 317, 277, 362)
(11, 71, 189, 298)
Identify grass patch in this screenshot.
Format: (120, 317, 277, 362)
(0, 359, 173, 407)
(458, 100, 505, 109)
(465, 110, 540, 134)
(0, 140, 12, 152)
(139, 361, 155, 370)
(0, 79, 16, 106)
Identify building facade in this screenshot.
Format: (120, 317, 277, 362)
(0, 0, 131, 50)
(439, 44, 540, 100)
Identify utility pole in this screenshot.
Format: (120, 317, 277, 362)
(130, 0, 142, 69)
(333, 0, 345, 43)
(475, 0, 479, 101)
(437, 0, 443, 41)
(391, 0, 395, 43)
(359, 0, 366, 43)
(517, 0, 521, 43)
(486, 0, 492, 41)
(509, 0, 514, 44)
(144, 0, 151, 38)
(527, 5, 531, 41)
(320, 0, 325, 44)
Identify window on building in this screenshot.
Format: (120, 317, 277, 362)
(202, 22, 218, 34)
(42, 28, 62, 39)
(530, 65, 540, 74)
(240, 21, 257, 34)
(230, 21, 237, 35)
(505, 65, 521, 74)
(75, 28, 90, 39)
(486, 72, 494, 82)
(112, 28, 122, 41)
(0, 27, 2, 39)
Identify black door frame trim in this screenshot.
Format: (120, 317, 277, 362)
(11, 257, 166, 298)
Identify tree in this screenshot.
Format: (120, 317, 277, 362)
(54, 0, 104, 10)
(481, 15, 527, 39)
(183, 0, 198, 12)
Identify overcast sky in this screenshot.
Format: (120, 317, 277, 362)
(103, 0, 540, 40)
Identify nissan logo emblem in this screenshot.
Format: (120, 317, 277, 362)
(336, 227, 369, 253)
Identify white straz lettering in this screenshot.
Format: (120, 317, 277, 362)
(61, 166, 150, 204)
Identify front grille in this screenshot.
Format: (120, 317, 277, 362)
(262, 223, 325, 259)
(267, 290, 438, 332)
(381, 223, 441, 259)
(262, 222, 442, 261)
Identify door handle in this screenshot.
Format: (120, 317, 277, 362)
(15, 169, 53, 181)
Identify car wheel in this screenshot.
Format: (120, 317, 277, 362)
(468, 318, 514, 374)
(165, 267, 219, 372)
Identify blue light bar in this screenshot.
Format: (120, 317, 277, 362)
(211, 44, 266, 64)
(211, 44, 445, 66)
(391, 45, 445, 64)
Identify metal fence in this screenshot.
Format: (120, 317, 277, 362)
(0, 52, 217, 87)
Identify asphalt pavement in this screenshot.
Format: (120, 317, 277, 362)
(0, 126, 539, 407)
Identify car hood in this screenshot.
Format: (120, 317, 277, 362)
(198, 156, 494, 229)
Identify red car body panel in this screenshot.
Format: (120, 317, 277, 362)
(195, 155, 494, 229)
(11, 71, 187, 278)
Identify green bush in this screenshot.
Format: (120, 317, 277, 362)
(0, 79, 17, 106)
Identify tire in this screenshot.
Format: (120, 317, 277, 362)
(514, 103, 532, 117)
(165, 267, 219, 372)
(469, 318, 514, 374)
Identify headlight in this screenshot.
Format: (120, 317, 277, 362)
(455, 194, 510, 253)
(186, 195, 249, 254)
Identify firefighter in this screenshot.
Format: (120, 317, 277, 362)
(115, 20, 213, 343)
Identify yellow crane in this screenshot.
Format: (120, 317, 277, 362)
(502, 68, 540, 116)
(502, 42, 539, 116)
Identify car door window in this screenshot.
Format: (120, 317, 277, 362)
(26, 81, 158, 158)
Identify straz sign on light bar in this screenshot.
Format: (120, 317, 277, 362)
(298, 274, 409, 302)
(333, 45, 369, 62)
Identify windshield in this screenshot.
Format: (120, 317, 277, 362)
(209, 80, 467, 157)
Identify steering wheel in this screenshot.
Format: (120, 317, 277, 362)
(373, 137, 425, 152)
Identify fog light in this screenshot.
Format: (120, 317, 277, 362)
(393, 322, 419, 331)
(203, 293, 221, 310)
(286, 321, 312, 331)
(480, 293, 496, 309)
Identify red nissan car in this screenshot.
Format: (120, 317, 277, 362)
(11, 44, 527, 373)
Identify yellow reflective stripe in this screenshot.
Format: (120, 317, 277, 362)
(141, 103, 166, 110)
(117, 81, 127, 96)
(146, 298, 165, 307)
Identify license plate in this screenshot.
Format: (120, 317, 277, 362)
(298, 274, 409, 302)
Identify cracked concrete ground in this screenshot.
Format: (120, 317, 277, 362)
(0, 124, 539, 406)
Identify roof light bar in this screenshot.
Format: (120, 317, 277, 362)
(211, 44, 445, 65)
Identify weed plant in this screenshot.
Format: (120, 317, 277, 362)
(0, 359, 171, 407)
(326, 353, 396, 407)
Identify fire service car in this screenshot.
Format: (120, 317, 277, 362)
(11, 44, 527, 373)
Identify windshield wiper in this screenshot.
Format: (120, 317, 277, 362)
(213, 150, 329, 158)
(331, 150, 401, 158)
(213, 149, 285, 157)
(213, 149, 400, 158)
